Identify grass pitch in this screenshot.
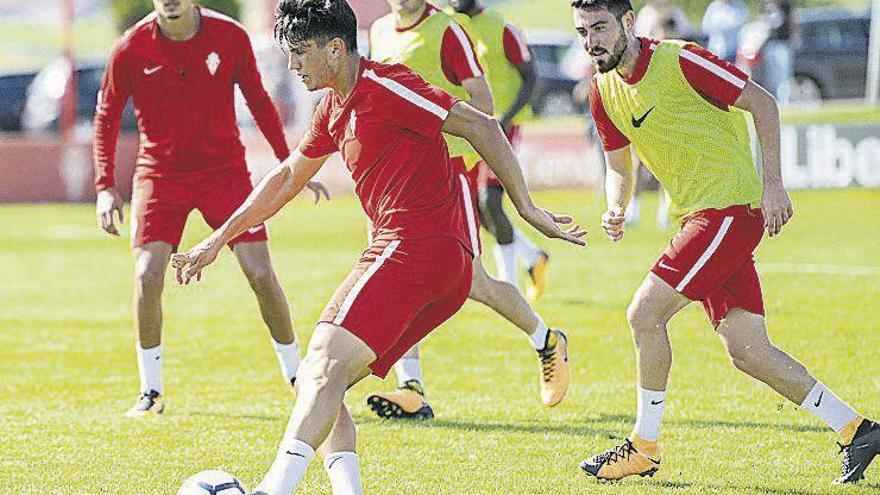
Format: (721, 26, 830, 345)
(1, 188, 879, 494)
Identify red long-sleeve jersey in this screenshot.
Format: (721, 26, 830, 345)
(93, 7, 289, 191)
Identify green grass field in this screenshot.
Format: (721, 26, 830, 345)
(2, 188, 880, 494)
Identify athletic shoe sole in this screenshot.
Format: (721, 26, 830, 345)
(366, 394, 434, 420)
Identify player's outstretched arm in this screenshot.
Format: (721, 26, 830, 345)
(442, 101, 586, 247)
(460, 75, 494, 116)
(171, 151, 329, 284)
(734, 79, 793, 237)
(601, 146, 634, 242)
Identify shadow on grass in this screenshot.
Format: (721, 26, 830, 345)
(189, 409, 826, 437)
(583, 412, 827, 434)
(356, 415, 619, 438)
(623, 477, 839, 495)
(189, 411, 283, 422)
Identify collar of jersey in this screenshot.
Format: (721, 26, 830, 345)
(395, 3, 438, 32)
(617, 37, 658, 85)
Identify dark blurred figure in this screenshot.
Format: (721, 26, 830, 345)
(762, 0, 796, 103)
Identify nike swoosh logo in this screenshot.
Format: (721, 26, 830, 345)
(285, 450, 306, 457)
(631, 106, 655, 128)
(657, 260, 678, 273)
(327, 456, 342, 470)
(248, 225, 265, 234)
(644, 455, 661, 464)
(814, 390, 824, 408)
(650, 399, 664, 405)
(143, 66, 162, 75)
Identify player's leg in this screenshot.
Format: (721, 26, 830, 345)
(128, 241, 174, 417)
(367, 256, 472, 421)
(581, 209, 767, 480)
(711, 264, 878, 484)
(370, 344, 434, 420)
(255, 323, 375, 495)
(198, 165, 300, 388)
(469, 257, 570, 407)
(580, 273, 689, 480)
(320, 404, 364, 495)
(479, 183, 517, 286)
(126, 174, 191, 417)
(512, 228, 550, 302)
(656, 186, 670, 230)
(492, 124, 548, 291)
(232, 241, 300, 388)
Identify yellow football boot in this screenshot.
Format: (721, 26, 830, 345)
(366, 380, 434, 420)
(124, 390, 165, 418)
(580, 435, 661, 481)
(538, 329, 569, 407)
(526, 251, 549, 302)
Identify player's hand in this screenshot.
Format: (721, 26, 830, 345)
(520, 205, 587, 246)
(96, 187, 124, 236)
(601, 206, 626, 242)
(306, 180, 331, 204)
(170, 234, 222, 285)
(761, 183, 793, 238)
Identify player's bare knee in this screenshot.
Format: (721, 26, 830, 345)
(303, 323, 372, 386)
(243, 265, 277, 293)
(298, 352, 335, 392)
(725, 338, 766, 374)
(134, 258, 166, 293)
(626, 300, 656, 335)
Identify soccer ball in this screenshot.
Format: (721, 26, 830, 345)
(177, 470, 247, 495)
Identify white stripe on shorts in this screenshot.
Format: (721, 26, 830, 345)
(458, 173, 481, 257)
(333, 240, 401, 326)
(675, 216, 734, 292)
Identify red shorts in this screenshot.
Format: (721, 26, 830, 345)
(319, 236, 473, 378)
(130, 162, 267, 249)
(651, 205, 765, 327)
(476, 124, 521, 188)
(454, 156, 482, 257)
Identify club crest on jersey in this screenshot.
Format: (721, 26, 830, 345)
(206, 52, 221, 76)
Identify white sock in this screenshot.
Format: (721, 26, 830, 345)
(801, 381, 860, 432)
(272, 339, 301, 384)
(512, 229, 542, 267)
(136, 343, 162, 395)
(394, 358, 422, 388)
(256, 438, 315, 495)
(632, 387, 665, 441)
(493, 243, 518, 286)
(656, 192, 670, 229)
(625, 196, 640, 226)
(324, 452, 364, 495)
(529, 320, 550, 350)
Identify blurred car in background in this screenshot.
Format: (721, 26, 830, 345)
(21, 58, 136, 133)
(737, 8, 871, 103)
(529, 31, 583, 116)
(0, 71, 38, 131)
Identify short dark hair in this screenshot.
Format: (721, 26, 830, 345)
(274, 0, 358, 52)
(571, 0, 634, 20)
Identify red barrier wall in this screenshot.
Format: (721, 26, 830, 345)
(0, 128, 596, 203)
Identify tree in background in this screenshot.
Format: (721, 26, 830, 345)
(110, 0, 242, 32)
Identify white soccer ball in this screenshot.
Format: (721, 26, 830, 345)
(177, 470, 247, 495)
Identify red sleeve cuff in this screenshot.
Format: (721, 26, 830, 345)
(95, 176, 115, 192)
(588, 78, 630, 151)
